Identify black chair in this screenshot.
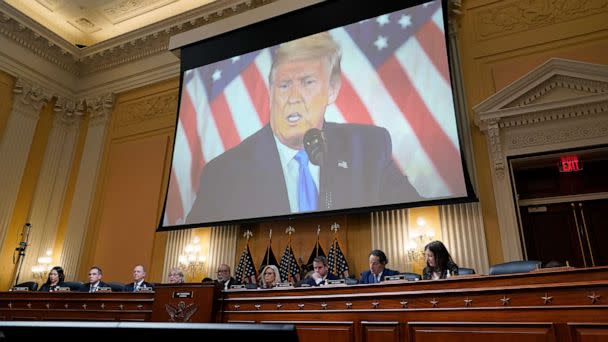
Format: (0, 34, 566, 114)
(106, 282, 125, 292)
(489, 260, 541, 276)
(15, 281, 38, 291)
(401, 272, 421, 281)
(458, 267, 476, 275)
(63, 281, 83, 291)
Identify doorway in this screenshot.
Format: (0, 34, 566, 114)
(511, 147, 608, 267)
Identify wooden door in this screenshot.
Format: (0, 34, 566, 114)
(577, 199, 608, 266)
(520, 199, 608, 268)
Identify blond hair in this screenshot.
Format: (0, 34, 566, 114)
(259, 264, 281, 288)
(269, 31, 342, 88)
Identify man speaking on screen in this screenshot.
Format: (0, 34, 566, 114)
(186, 32, 421, 224)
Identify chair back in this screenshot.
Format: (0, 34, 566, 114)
(401, 272, 421, 281)
(63, 281, 83, 291)
(106, 282, 124, 292)
(489, 260, 541, 275)
(458, 267, 476, 275)
(15, 281, 38, 291)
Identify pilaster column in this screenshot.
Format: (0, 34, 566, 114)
(59, 94, 114, 280)
(0, 78, 49, 247)
(20, 102, 83, 280)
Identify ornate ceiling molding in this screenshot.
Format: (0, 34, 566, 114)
(0, 0, 275, 77)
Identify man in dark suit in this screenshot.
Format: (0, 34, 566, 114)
(124, 264, 154, 292)
(215, 264, 239, 290)
(303, 256, 338, 287)
(186, 32, 421, 224)
(79, 266, 111, 292)
(359, 250, 399, 284)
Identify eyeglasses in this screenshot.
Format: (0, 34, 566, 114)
(264, 272, 274, 276)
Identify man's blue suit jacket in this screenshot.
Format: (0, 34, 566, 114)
(359, 268, 400, 284)
(186, 122, 421, 224)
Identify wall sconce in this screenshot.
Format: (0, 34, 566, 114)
(178, 236, 207, 279)
(31, 250, 53, 281)
(406, 218, 435, 263)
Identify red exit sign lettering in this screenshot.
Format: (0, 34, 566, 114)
(559, 155, 582, 172)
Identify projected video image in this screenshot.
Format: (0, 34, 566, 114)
(163, 0, 466, 227)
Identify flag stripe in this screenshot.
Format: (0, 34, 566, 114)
(224, 76, 263, 141)
(378, 57, 463, 194)
(334, 75, 374, 125)
(241, 62, 270, 125)
(166, 171, 185, 224)
(415, 19, 450, 83)
(396, 36, 459, 147)
(331, 27, 450, 196)
(210, 93, 240, 151)
(180, 91, 206, 190)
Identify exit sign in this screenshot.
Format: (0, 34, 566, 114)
(559, 155, 583, 172)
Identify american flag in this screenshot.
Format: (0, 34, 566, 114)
(234, 244, 257, 284)
(279, 244, 301, 284)
(163, 0, 465, 226)
(327, 238, 350, 278)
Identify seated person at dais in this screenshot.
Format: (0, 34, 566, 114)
(359, 249, 399, 284)
(79, 266, 111, 292)
(259, 265, 281, 289)
(167, 267, 185, 284)
(124, 264, 155, 292)
(39, 266, 66, 292)
(303, 256, 338, 286)
(422, 240, 459, 280)
(216, 264, 239, 290)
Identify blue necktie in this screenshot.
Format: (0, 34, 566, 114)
(294, 150, 318, 212)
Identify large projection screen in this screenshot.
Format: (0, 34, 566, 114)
(159, 0, 474, 230)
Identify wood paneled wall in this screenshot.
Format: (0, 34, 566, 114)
(78, 78, 179, 283)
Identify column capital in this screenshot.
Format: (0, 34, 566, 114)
(86, 93, 114, 119)
(13, 78, 51, 112)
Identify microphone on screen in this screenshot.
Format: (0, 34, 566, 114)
(303, 128, 326, 166)
(303, 128, 333, 209)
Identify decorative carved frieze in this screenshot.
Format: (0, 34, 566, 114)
(116, 93, 177, 126)
(475, 0, 608, 40)
(507, 120, 608, 150)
